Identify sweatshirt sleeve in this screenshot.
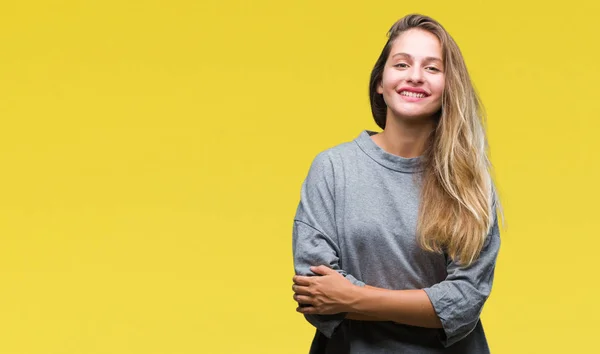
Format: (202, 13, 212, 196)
(292, 151, 365, 338)
(423, 212, 501, 348)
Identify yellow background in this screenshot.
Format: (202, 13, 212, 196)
(1, 0, 598, 353)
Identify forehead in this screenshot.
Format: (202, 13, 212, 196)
(389, 29, 442, 59)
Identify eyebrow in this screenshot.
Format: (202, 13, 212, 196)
(392, 52, 442, 63)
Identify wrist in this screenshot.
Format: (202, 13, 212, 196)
(345, 284, 365, 313)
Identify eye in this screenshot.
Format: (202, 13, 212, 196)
(426, 66, 441, 72)
(394, 63, 409, 68)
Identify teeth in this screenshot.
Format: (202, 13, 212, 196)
(400, 91, 426, 98)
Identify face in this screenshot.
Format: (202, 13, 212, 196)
(377, 28, 445, 121)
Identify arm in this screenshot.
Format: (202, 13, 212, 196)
(292, 151, 369, 337)
(292, 266, 441, 328)
(297, 269, 441, 327)
(345, 287, 442, 328)
(423, 216, 501, 347)
(343, 286, 393, 322)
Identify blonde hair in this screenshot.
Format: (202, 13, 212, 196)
(368, 14, 502, 266)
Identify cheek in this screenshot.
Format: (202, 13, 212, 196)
(429, 83, 445, 105)
(381, 70, 401, 88)
(435, 78, 445, 96)
(381, 76, 393, 90)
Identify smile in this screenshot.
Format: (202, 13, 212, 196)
(399, 91, 428, 98)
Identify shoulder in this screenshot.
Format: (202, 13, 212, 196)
(304, 139, 359, 185)
(311, 139, 359, 168)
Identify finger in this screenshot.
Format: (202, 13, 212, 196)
(292, 285, 312, 295)
(297, 306, 316, 314)
(293, 275, 312, 286)
(293, 294, 313, 305)
(310, 265, 334, 275)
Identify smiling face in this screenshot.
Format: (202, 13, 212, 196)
(376, 28, 445, 122)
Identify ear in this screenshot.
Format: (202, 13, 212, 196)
(376, 81, 383, 94)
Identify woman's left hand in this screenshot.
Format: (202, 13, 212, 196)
(292, 265, 357, 315)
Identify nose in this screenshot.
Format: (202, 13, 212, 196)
(407, 66, 424, 83)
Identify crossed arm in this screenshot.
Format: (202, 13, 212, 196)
(292, 265, 442, 328)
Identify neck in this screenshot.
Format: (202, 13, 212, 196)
(374, 113, 436, 158)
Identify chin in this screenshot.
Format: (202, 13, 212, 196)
(390, 108, 438, 121)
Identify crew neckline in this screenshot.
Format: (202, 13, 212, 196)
(354, 130, 423, 173)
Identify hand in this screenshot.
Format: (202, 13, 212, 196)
(292, 265, 357, 315)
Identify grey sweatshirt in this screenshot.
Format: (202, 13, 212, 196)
(292, 130, 500, 354)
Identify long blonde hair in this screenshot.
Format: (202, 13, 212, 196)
(369, 14, 502, 266)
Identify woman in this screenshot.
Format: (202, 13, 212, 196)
(291, 14, 502, 353)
